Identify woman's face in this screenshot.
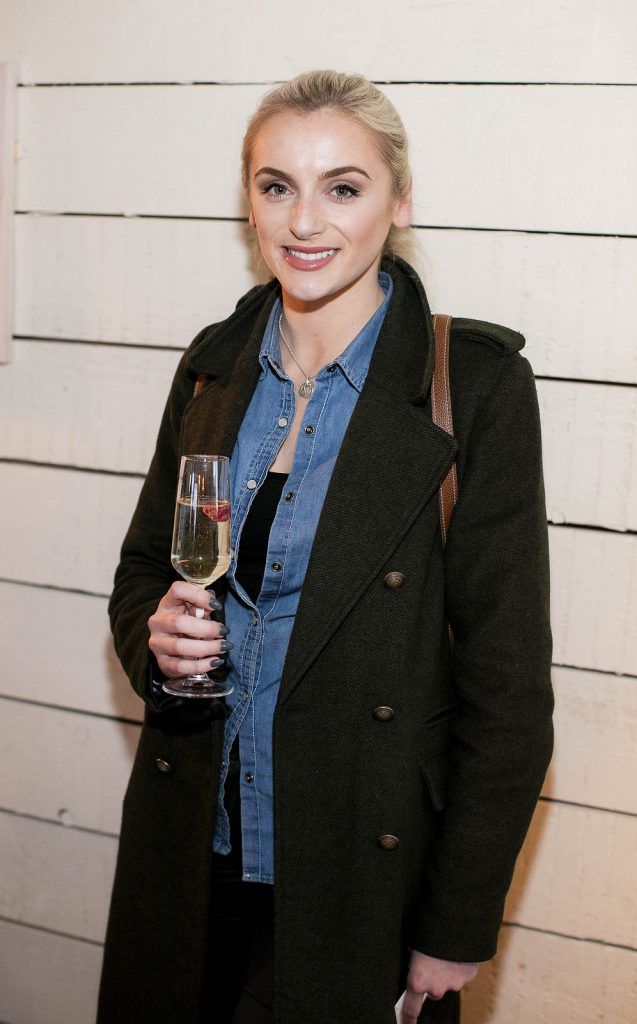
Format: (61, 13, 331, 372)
(247, 108, 412, 308)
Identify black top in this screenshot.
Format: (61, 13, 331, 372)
(224, 470, 289, 861)
(234, 470, 289, 604)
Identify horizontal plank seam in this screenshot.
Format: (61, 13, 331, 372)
(16, 81, 637, 89)
(11, 337, 637, 390)
(548, 522, 636, 536)
(14, 210, 637, 239)
(0, 457, 145, 480)
(534, 374, 637, 389)
(0, 692, 143, 727)
(501, 920, 637, 954)
(551, 660, 637, 680)
(0, 576, 109, 599)
(0, 913, 104, 948)
(0, 805, 119, 841)
(539, 796, 637, 819)
(13, 334, 186, 353)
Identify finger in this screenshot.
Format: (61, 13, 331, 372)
(401, 989, 426, 1024)
(154, 635, 232, 661)
(158, 652, 226, 677)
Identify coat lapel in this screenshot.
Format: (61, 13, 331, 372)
(277, 378, 457, 703)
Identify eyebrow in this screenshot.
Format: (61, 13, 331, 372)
(254, 165, 371, 182)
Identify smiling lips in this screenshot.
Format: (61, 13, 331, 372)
(282, 245, 339, 271)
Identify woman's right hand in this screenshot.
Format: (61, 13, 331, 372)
(148, 581, 233, 679)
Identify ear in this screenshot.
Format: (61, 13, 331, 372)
(392, 180, 413, 229)
(248, 204, 256, 229)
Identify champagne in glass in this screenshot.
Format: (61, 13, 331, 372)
(163, 454, 233, 698)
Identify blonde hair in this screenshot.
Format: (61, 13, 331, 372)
(241, 69, 419, 272)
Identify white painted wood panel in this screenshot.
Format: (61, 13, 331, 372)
(549, 526, 637, 676)
(464, 924, 637, 1024)
(0, 811, 116, 942)
(0, 583, 141, 721)
(2, 0, 635, 84)
(15, 85, 637, 234)
(14, 214, 259, 347)
(505, 801, 637, 948)
(2, 343, 636, 534)
(0, 340, 180, 474)
(0, 697, 138, 835)
(0, 918, 101, 1024)
(547, 667, 637, 815)
(14, 214, 637, 383)
(0, 463, 143, 595)
(537, 379, 637, 533)
(2, 465, 637, 674)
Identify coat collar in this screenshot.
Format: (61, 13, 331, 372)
(184, 256, 458, 703)
(188, 256, 437, 407)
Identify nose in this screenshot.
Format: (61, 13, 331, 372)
(289, 193, 325, 240)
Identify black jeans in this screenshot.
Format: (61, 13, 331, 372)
(202, 744, 275, 1024)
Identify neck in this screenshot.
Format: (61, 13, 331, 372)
(279, 273, 386, 373)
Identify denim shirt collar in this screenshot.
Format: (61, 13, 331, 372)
(257, 271, 393, 394)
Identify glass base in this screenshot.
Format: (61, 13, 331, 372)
(161, 673, 233, 699)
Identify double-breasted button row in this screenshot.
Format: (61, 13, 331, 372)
(377, 834, 400, 851)
(154, 757, 173, 774)
(383, 571, 406, 589)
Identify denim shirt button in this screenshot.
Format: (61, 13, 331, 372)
(271, 561, 283, 571)
(245, 772, 254, 784)
(304, 425, 315, 435)
(247, 479, 257, 489)
(278, 417, 288, 427)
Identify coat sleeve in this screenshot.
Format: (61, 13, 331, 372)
(107, 338, 206, 707)
(408, 351, 554, 963)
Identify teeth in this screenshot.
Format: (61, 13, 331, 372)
(287, 248, 336, 261)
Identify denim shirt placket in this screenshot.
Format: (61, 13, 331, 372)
(213, 355, 336, 875)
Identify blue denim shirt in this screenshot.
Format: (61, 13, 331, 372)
(212, 271, 393, 882)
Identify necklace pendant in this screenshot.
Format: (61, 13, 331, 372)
(299, 378, 315, 399)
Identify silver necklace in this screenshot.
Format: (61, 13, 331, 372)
(278, 311, 318, 399)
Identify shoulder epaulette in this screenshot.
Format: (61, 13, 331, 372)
(450, 317, 525, 355)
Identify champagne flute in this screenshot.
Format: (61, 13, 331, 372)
(162, 454, 233, 698)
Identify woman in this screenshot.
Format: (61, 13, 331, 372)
(98, 71, 553, 1024)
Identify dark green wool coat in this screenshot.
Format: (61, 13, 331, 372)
(98, 256, 554, 1024)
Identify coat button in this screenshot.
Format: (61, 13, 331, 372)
(154, 757, 173, 774)
(372, 706, 395, 722)
(377, 834, 400, 851)
(383, 571, 405, 589)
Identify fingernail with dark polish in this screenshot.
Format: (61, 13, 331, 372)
(218, 625, 230, 637)
(210, 657, 224, 668)
(209, 596, 222, 611)
(219, 641, 234, 652)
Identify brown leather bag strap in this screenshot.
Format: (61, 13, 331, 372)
(193, 373, 207, 398)
(431, 314, 458, 547)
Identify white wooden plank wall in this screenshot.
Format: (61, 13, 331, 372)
(0, 2, 635, 1022)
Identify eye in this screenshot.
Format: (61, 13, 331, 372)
(261, 182, 290, 200)
(331, 183, 360, 202)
